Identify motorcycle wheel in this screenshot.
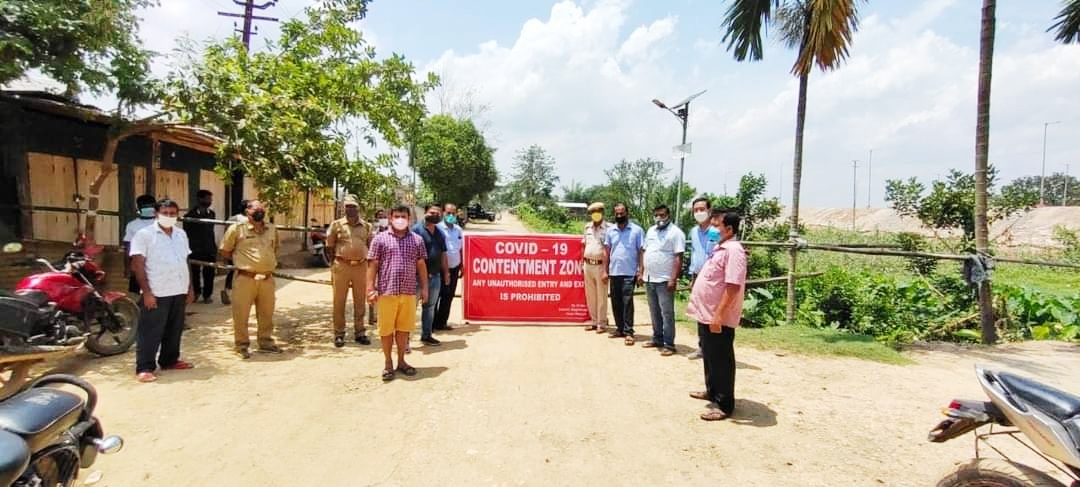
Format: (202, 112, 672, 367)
(936, 458, 1065, 487)
(24, 446, 79, 487)
(84, 298, 139, 357)
(319, 247, 333, 267)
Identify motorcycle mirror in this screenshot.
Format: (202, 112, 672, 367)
(2, 242, 23, 254)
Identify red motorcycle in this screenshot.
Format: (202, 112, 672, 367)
(309, 218, 332, 267)
(0, 238, 138, 356)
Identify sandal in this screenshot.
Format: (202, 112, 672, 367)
(700, 410, 730, 421)
(136, 372, 157, 383)
(624, 336, 635, 346)
(381, 369, 396, 381)
(396, 364, 417, 376)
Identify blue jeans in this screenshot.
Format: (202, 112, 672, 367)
(418, 273, 442, 340)
(646, 282, 676, 349)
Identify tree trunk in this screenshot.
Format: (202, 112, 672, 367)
(785, 72, 809, 325)
(84, 122, 168, 245)
(974, 0, 998, 344)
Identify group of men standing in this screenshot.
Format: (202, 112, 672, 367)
(123, 192, 465, 383)
(581, 198, 747, 421)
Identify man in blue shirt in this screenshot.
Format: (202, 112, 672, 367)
(687, 196, 718, 359)
(435, 203, 464, 331)
(412, 204, 450, 346)
(603, 203, 644, 346)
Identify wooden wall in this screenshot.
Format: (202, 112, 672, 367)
(27, 153, 121, 246)
(154, 169, 188, 211)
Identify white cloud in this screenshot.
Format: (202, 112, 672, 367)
(420, 0, 1080, 208)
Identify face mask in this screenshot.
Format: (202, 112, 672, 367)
(139, 207, 156, 218)
(425, 214, 441, 224)
(444, 214, 457, 225)
(706, 227, 721, 243)
(198, 199, 211, 208)
(157, 216, 177, 228)
(345, 207, 359, 218)
(251, 210, 266, 222)
(694, 211, 709, 223)
(377, 218, 388, 228)
(615, 215, 628, 224)
(391, 217, 409, 231)
(590, 212, 603, 223)
(655, 217, 669, 228)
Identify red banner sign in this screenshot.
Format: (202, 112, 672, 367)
(463, 234, 589, 323)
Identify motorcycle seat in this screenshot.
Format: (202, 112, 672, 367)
(12, 289, 50, 308)
(998, 372, 1080, 421)
(0, 430, 30, 486)
(0, 387, 83, 453)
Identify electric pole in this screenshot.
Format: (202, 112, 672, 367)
(1065, 163, 1071, 206)
(866, 149, 873, 208)
(218, 1, 277, 213)
(218, 0, 279, 49)
(851, 160, 859, 231)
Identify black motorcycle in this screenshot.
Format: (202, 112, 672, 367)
(0, 374, 123, 486)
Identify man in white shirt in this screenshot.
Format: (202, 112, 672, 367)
(642, 204, 686, 356)
(130, 198, 196, 383)
(123, 194, 158, 293)
(434, 202, 464, 331)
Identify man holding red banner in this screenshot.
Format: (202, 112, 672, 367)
(582, 202, 611, 333)
(604, 203, 644, 346)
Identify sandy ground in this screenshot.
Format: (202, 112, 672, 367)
(29, 215, 1080, 486)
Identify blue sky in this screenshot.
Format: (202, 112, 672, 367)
(90, 0, 1080, 208)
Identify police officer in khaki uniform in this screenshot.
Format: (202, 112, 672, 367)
(326, 194, 373, 348)
(219, 200, 281, 359)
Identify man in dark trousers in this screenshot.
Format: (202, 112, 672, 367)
(603, 203, 644, 346)
(412, 204, 449, 346)
(184, 189, 217, 304)
(434, 202, 463, 331)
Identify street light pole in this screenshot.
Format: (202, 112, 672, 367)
(866, 149, 873, 208)
(652, 90, 706, 226)
(851, 160, 859, 231)
(1041, 121, 1061, 206)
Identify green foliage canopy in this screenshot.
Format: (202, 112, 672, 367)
(413, 114, 497, 206)
(163, 0, 435, 212)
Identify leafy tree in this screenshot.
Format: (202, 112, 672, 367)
(163, 0, 435, 212)
(720, 0, 863, 324)
(560, 180, 590, 203)
(602, 158, 669, 225)
(1050, 0, 1080, 43)
(508, 145, 559, 207)
(885, 168, 1012, 244)
(998, 174, 1080, 207)
(0, 0, 159, 112)
(412, 115, 497, 206)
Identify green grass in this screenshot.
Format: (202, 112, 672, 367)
(994, 264, 1080, 297)
(673, 300, 912, 365)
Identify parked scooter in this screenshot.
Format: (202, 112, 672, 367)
(0, 374, 123, 486)
(308, 219, 332, 267)
(0, 237, 138, 356)
(929, 366, 1080, 486)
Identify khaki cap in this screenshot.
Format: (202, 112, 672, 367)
(587, 202, 605, 212)
(342, 194, 359, 207)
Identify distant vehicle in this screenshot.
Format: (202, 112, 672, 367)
(467, 203, 496, 222)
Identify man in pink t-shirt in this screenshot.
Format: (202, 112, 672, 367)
(685, 209, 747, 421)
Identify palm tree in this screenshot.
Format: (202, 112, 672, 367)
(973, 0, 997, 344)
(1050, 0, 1080, 43)
(720, 0, 861, 324)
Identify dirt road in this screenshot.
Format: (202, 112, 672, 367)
(39, 215, 1080, 486)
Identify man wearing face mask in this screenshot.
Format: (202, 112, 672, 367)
(411, 204, 450, 346)
(219, 200, 281, 359)
(220, 200, 250, 306)
(124, 194, 158, 294)
(642, 204, 686, 356)
(434, 203, 463, 332)
(687, 196, 718, 360)
(367, 205, 429, 381)
(603, 203, 645, 346)
(183, 189, 217, 304)
(129, 198, 196, 382)
(581, 202, 610, 333)
(325, 195, 373, 348)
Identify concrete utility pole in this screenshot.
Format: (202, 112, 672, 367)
(1040, 121, 1061, 206)
(1065, 163, 1071, 206)
(866, 149, 873, 208)
(851, 160, 859, 231)
(218, 0, 279, 49)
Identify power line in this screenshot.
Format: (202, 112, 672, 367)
(217, 0, 279, 49)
